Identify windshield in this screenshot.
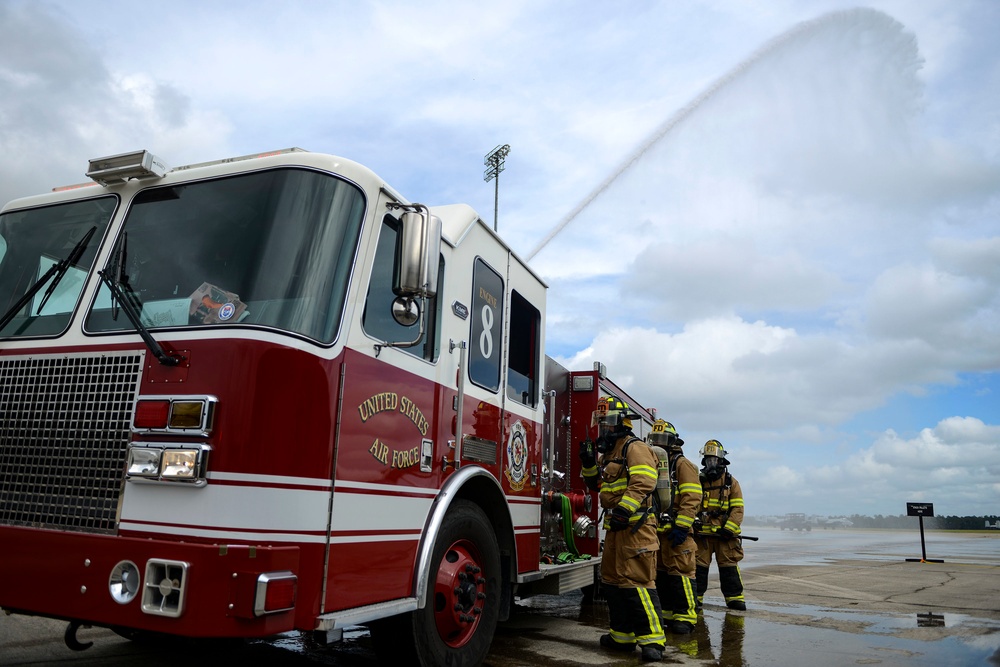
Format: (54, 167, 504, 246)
(0, 197, 117, 338)
(86, 168, 366, 344)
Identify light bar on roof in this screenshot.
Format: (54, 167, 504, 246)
(87, 150, 168, 186)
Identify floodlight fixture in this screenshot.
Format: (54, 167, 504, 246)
(87, 150, 168, 186)
(483, 144, 510, 232)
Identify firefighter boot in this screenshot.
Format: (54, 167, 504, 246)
(695, 564, 709, 610)
(719, 566, 746, 610)
(641, 644, 664, 662)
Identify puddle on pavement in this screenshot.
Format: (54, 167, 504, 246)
(504, 591, 1000, 667)
(241, 591, 1000, 666)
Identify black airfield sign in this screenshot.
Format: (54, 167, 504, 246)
(906, 502, 934, 517)
(905, 502, 943, 563)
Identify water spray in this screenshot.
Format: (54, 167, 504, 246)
(525, 8, 908, 261)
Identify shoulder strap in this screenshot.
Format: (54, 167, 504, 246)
(618, 436, 643, 479)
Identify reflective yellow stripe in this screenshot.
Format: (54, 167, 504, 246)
(609, 629, 636, 643)
(675, 515, 694, 528)
(678, 483, 702, 494)
(674, 577, 698, 624)
(628, 464, 657, 480)
(620, 496, 640, 512)
(603, 485, 626, 496)
(636, 587, 665, 644)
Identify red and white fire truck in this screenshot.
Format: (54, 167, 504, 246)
(0, 148, 655, 665)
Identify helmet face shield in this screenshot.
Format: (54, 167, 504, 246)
(594, 414, 616, 439)
(647, 431, 675, 448)
(593, 411, 623, 447)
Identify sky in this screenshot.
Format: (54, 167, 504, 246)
(1, 0, 998, 519)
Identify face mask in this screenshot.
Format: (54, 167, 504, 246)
(702, 456, 722, 478)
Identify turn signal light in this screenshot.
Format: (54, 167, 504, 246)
(169, 401, 205, 429)
(134, 400, 170, 429)
(132, 396, 216, 434)
(255, 572, 297, 616)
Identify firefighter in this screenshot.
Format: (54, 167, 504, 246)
(692, 440, 746, 610)
(648, 420, 701, 634)
(580, 396, 666, 662)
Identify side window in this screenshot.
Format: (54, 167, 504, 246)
(469, 258, 503, 391)
(506, 290, 540, 407)
(362, 215, 442, 361)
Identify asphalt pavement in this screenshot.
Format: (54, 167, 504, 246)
(3, 528, 999, 666)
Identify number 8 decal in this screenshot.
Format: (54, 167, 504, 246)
(479, 304, 494, 359)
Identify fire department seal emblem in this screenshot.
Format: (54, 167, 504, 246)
(505, 420, 528, 491)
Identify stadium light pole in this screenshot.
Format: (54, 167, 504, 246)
(483, 144, 510, 232)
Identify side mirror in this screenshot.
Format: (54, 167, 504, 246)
(395, 205, 441, 298)
(391, 296, 420, 326)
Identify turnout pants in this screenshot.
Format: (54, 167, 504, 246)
(656, 532, 697, 627)
(600, 525, 665, 648)
(693, 534, 745, 606)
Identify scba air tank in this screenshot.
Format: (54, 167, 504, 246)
(649, 445, 671, 515)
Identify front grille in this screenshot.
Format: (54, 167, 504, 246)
(0, 351, 143, 534)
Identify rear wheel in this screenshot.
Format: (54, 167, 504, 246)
(372, 500, 500, 667)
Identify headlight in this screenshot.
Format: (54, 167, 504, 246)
(127, 444, 210, 486)
(162, 449, 199, 479)
(127, 447, 163, 477)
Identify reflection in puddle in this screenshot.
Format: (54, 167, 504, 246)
(917, 612, 945, 628)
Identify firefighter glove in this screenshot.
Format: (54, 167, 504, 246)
(578, 439, 597, 468)
(608, 505, 631, 532)
(667, 525, 689, 547)
(718, 527, 736, 540)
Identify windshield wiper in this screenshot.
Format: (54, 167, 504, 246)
(98, 236, 184, 366)
(0, 225, 97, 333)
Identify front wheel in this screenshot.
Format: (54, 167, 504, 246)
(372, 499, 501, 667)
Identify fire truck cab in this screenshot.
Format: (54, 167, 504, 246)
(0, 149, 655, 665)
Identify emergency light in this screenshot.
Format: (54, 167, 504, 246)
(86, 150, 168, 186)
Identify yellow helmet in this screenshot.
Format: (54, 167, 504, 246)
(592, 396, 633, 441)
(647, 419, 684, 449)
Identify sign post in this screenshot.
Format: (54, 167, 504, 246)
(904, 502, 943, 563)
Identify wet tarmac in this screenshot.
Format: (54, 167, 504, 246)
(3, 529, 999, 666)
(484, 528, 1000, 666)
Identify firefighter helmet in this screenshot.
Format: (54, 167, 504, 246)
(592, 396, 634, 450)
(647, 419, 684, 450)
(700, 439, 730, 480)
(700, 439, 730, 464)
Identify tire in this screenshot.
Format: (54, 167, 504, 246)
(372, 499, 501, 667)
